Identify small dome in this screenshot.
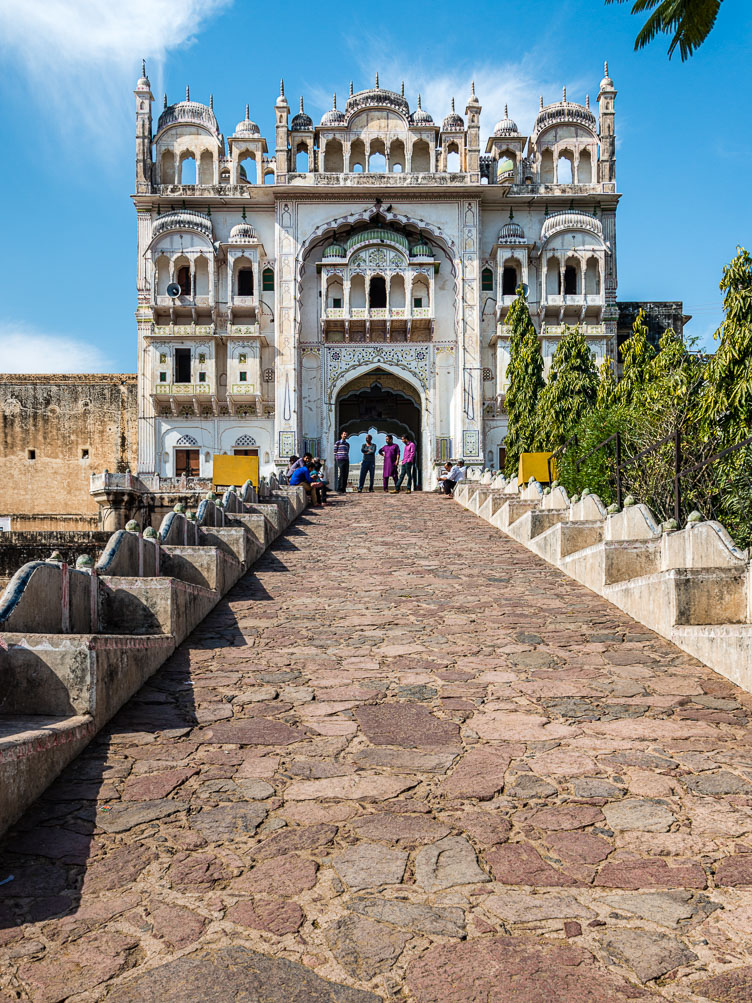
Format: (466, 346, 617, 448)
(494, 104, 518, 136)
(157, 87, 219, 136)
(410, 242, 433, 258)
(323, 242, 347, 259)
(229, 220, 257, 242)
(136, 60, 150, 90)
(499, 221, 525, 243)
(291, 97, 313, 131)
(467, 82, 480, 106)
(235, 104, 260, 136)
(320, 94, 345, 126)
(600, 60, 615, 91)
(442, 98, 464, 132)
(410, 94, 434, 125)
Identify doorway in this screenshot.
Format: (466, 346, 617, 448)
(175, 448, 200, 476)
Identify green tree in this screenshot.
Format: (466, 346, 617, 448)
(537, 326, 599, 448)
(596, 358, 618, 409)
(504, 289, 545, 477)
(618, 310, 656, 405)
(699, 246, 752, 445)
(606, 0, 724, 61)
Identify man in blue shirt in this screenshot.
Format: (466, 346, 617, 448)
(333, 431, 350, 493)
(289, 463, 323, 505)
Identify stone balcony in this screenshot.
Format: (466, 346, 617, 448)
(150, 382, 216, 416)
(322, 305, 432, 342)
(539, 293, 604, 323)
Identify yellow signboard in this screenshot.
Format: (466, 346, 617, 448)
(212, 454, 259, 492)
(518, 452, 555, 485)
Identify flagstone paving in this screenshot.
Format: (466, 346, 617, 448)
(3, 494, 752, 1000)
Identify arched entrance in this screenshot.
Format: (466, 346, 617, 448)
(335, 369, 422, 489)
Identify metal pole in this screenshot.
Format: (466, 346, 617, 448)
(674, 429, 682, 524)
(615, 431, 623, 510)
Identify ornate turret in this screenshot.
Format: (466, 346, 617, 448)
(410, 94, 434, 126)
(442, 98, 464, 132)
(235, 104, 260, 137)
(275, 79, 289, 182)
(597, 60, 617, 183)
(320, 94, 346, 127)
(134, 60, 154, 193)
(291, 96, 313, 132)
(465, 83, 481, 174)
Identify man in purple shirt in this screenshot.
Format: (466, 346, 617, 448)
(379, 434, 401, 492)
(396, 435, 417, 492)
(333, 431, 350, 493)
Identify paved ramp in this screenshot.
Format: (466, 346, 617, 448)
(2, 495, 752, 1000)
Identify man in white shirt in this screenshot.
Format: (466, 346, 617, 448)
(441, 460, 465, 496)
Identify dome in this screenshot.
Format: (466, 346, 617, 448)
(136, 60, 150, 90)
(600, 60, 615, 92)
(229, 220, 257, 242)
(235, 104, 260, 136)
(410, 94, 434, 125)
(345, 76, 410, 118)
(499, 221, 525, 243)
(494, 104, 518, 136)
(320, 94, 345, 127)
(322, 242, 347, 259)
(290, 97, 313, 131)
(157, 88, 219, 137)
(533, 88, 595, 139)
(153, 209, 213, 241)
(410, 242, 433, 258)
(442, 98, 464, 132)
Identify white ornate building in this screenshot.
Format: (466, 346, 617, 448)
(133, 64, 620, 482)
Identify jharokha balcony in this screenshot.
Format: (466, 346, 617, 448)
(321, 304, 433, 342)
(150, 381, 217, 416)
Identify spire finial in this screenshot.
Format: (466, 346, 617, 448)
(472, 80, 476, 96)
(375, 71, 379, 88)
(401, 81, 404, 97)
(163, 93, 167, 109)
(246, 103, 250, 119)
(349, 80, 353, 96)
(451, 97, 455, 111)
(509, 206, 514, 221)
(586, 94, 590, 109)
(300, 96, 304, 112)
(604, 60, 609, 76)
(210, 94, 213, 110)
(562, 85, 566, 102)
(141, 59, 146, 78)
(333, 93, 337, 109)
(186, 85, 190, 101)
(417, 93, 422, 108)
(242, 206, 247, 221)
(504, 103, 508, 117)
(280, 78, 284, 96)
(540, 95, 543, 109)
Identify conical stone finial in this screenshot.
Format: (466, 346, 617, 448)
(451, 97, 455, 111)
(417, 93, 422, 108)
(401, 81, 404, 96)
(349, 80, 354, 96)
(540, 95, 544, 109)
(586, 94, 590, 109)
(280, 78, 285, 95)
(604, 60, 609, 76)
(209, 94, 213, 109)
(186, 85, 190, 101)
(142, 59, 146, 77)
(163, 93, 167, 109)
(563, 85, 567, 102)
(300, 96, 304, 112)
(246, 103, 250, 118)
(504, 103, 508, 117)
(375, 71, 379, 88)
(472, 81, 476, 95)
(333, 93, 337, 108)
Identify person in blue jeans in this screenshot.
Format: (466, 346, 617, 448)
(396, 435, 417, 492)
(333, 431, 350, 492)
(358, 434, 376, 492)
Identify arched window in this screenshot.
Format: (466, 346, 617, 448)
(239, 154, 257, 184)
(296, 145, 309, 172)
(546, 257, 561, 296)
(389, 274, 406, 309)
(502, 265, 518, 296)
(177, 264, 192, 296)
(238, 268, 254, 296)
(412, 276, 430, 309)
(585, 257, 601, 295)
(368, 139, 386, 173)
(324, 139, 344, 172)
(481, 267, 494, 291)
(262, 268, 274, 291)
(446, 143, 461, 172)
(350, 274, 366, 308)
(156, 255, 171, 296)
(557, 152, 573, 184)
(564, 262, 579, 295)
(349, 139, 365, 172)
(389, 139, 405, 172)
(179, 153, 197, 184)
(411, 139, 430, 172)
(326, 277, 343, 309)
(369, 275, 387, 308)
(263, 170, 275, 185)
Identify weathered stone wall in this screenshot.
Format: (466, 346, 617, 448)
(0, 375, 138, 519)
(617, 301, 689, 350)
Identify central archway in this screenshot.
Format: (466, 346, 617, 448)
(335, 369, 422, 488)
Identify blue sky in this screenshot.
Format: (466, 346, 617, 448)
(0, 0, 750, 372)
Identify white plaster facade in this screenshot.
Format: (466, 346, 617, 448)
(133, 66, 619, 482)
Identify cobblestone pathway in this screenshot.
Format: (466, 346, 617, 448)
(4, 495, 752, 1001)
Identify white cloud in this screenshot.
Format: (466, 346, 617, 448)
(0, 324, 116, 374)
(0, 0, 232, 147)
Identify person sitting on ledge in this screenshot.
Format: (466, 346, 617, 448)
(289, 461, 323, 506)
(311, 459, 329, 504)
(441, 459, 466, 496)
(437, 461, 453, 491)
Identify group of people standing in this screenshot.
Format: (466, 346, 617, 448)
(285, 437, 466, 502)
(333, 431, 417, 493)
